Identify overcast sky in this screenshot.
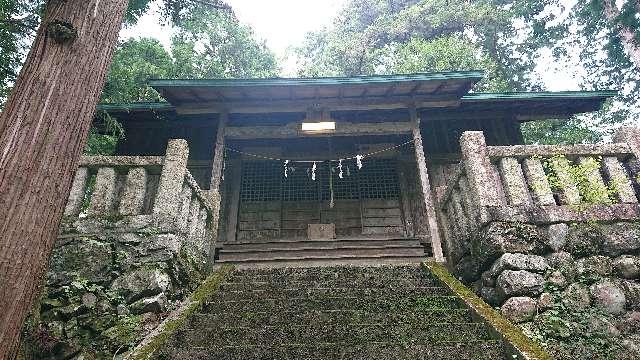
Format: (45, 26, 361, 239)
(121, 0, 581, 90)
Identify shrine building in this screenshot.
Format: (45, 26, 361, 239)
(97, 71, 614, 264)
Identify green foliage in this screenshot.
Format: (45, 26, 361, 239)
(521, 118, 602, 145)
(102, 38, 174, 103)
(170, 8, 278, 79)
(84, 111, 125, 155)
(524, 292, 625, 359)
(525, 0, 640, 139)
(294, 0, 541, 93)
(542, 155, 618, 209)
(0, 0, 41, 105)
(102, 8, 278, 105)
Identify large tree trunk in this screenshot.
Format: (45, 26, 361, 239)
(0, 0, 128, 357)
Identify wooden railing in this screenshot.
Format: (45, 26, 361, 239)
(438, 128, 640, 264)
(64, 139, 215, 239)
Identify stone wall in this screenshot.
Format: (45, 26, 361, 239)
(453, 220, 640, 359)
(437, 129, 640, 358)
(19, 139, 218, 359)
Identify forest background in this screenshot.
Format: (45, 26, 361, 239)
(1, 0, 639, 152)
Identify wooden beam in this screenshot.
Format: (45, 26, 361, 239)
(410, 107, 445, 263)
(209, 112, 228, 191)
(224, 121, 414, 140)
(175, 95, 461, 114)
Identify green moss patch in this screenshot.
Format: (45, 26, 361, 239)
(423, 261, 551, 360)
(129, 265, 234, 359)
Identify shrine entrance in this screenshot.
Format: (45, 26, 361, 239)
(235, 156, 405, 242)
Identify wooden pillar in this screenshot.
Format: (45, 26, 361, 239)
(410, 108, 445, 263)
(209, 112, 228, 191)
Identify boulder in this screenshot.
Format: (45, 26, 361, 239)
(480, 287, 499, 306)
(545, 223, 569, 251)
(622, 334, 640, 359)
(564, 224, 604, 257)
(496, 270, 544, 300)
(537, 292, 555, 311)
(601, 223, 640, 257)
(620, 280, 640, 310)
(546, 271, 568, 290)
(501, 296, 537, 323)
(81, 293, 98, 309)
(454, 256, 481, 283)
(485, 253, 549, 280)
(590, 281, 626, 314)
(130, 293, 168, 314)
(575, 255, 612, 283)
(471, 222, 546, 268)
(481, 270, 495, 287)
(616, 311, 640, 334)
(110, 268, 170, 303)
(561, 283, 591, 309)
(545, 251, 574, 272)
(46, 238, 113, 286)
(135, 234, 183, 264)
(613, 255, 640, 279)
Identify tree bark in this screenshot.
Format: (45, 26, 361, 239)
(603, 0, 640, 69)
(0, 1, 128, 357)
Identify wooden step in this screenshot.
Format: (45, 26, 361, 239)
(216, 246, 426, 264)
(221, 239, 422, 252)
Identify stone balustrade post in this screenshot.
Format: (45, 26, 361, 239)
(614, 127, 640, 162)
(459, 131, 502, 207)
(153, 139, 189, 225)
(88, 167, 117, 215)
(118, 167, 148, 215)
(64, 168, 88, 216)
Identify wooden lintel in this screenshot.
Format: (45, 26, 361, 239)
(174, 97, 460, 115)
(224, 121, 414, 140)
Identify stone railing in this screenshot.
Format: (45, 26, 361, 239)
(439, 128, 640, 264)
(63, 139, 216, 237)
(27, 139, 219, 357)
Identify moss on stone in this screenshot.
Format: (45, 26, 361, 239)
(129, 265, 234, 359)
(424, 261, 551, 360)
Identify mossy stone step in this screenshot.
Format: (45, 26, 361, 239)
(173, 322, 493, 347)
(156, 340, 506, 360)
(187, 308, 474, 329)
(227, 265, 432, 283)
(219, 276, 439, 291)
(204, 295, 465, 313)
(214, 286, 450, 301)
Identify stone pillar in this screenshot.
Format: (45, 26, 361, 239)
(603, 157, 637, 203)
(88, 167, 117, 215)
(153, 139, 189, 224)
(459, 132, 502, 207)
(522, 158, 555, 206)
(498, 157, 531, 206)
(207, 113, 227, 243)
(209, 113, 228, 192)
(64, 167, 88, 216)
(614, 127, 640, 161)
(411, 108, 445, 263)
(118, 167, 147, 215)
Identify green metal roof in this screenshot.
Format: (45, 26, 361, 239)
(463, 90, 617, 101)
(148, 71, 485, 88)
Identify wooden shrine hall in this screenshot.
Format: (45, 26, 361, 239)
(99, 71, 614, 265)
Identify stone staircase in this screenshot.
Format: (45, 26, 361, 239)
(154, 265, 509, 359)
(215, 237, 430, 266)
